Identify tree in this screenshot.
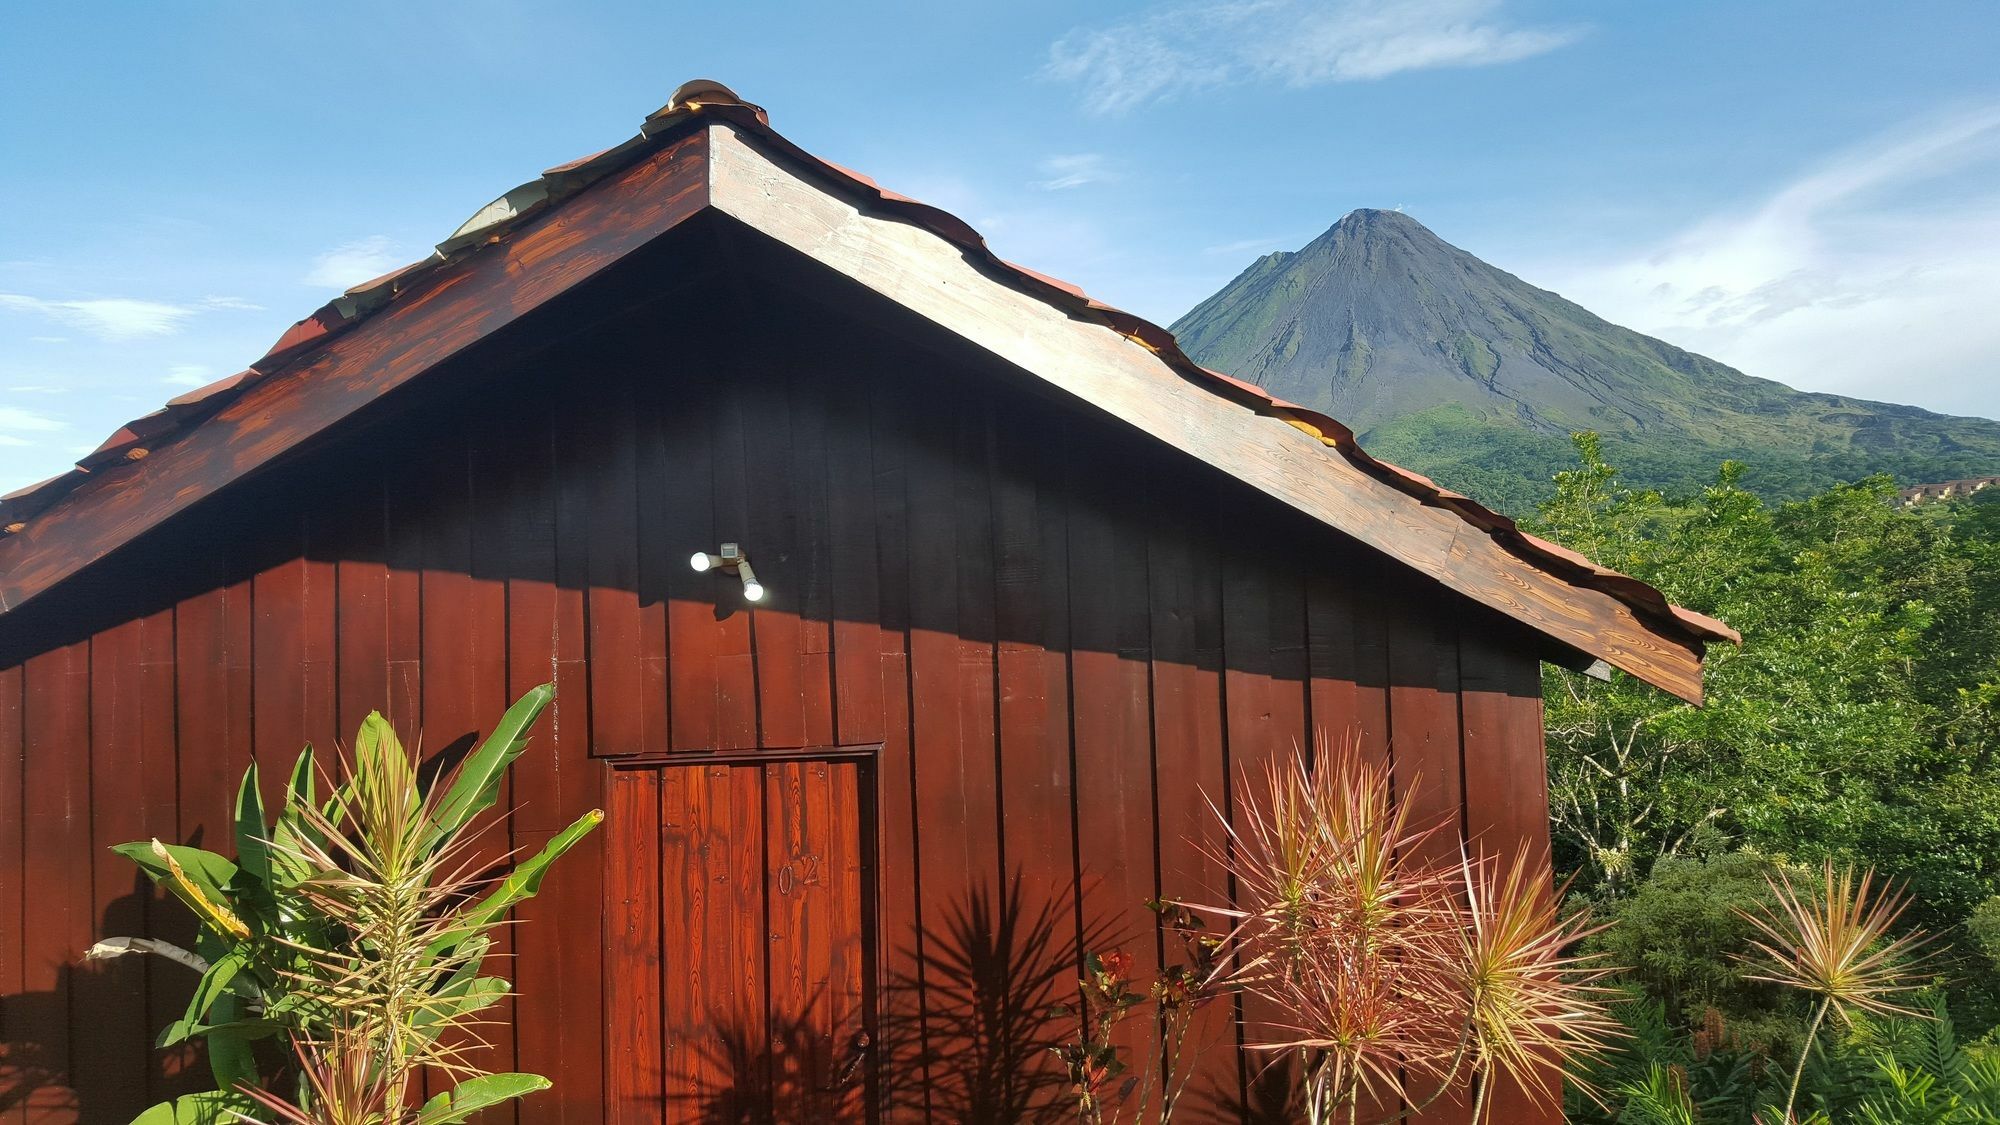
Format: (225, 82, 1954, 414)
(1533, 437, 2000, 1002)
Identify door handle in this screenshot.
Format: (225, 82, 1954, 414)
(823, 1029, 872, 1092)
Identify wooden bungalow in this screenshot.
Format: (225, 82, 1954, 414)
(0, 81, 1733, 1123)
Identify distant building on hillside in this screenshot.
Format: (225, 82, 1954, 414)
(1897, 476, 2000, 507)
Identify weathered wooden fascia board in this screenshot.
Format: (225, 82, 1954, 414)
(704, 120, 1704, 703)
(0, 130, 712, 621)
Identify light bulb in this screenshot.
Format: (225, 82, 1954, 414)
(742, 580, 766, 603)
(690, 551, 715, 573)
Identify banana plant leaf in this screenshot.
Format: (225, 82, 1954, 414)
(343, 711, 421, 830)
(159, 1013, 285, 1052)
(416, 1073, 552, 1125)
(411, 976, 511, 1043)
(285, 743, 317, 809)
(203, 993, 262, 1093)
(129, 1090, 256, 1124)
(231, 763, 273, 897)
(114, 841, 251, 941)
(417, 933, 491, 1007)
(267, 746, 323, 886)
(425, 684, 554, 849)
(425, 806, 600, 958)
(158, 948, 256, 1047)
(113, 841, 237, 902)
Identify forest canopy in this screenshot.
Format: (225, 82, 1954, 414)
(1531, 435, 2000, 1041)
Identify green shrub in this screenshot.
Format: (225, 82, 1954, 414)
(1966, 896, 2000, 969)
(1587, 852, 1794, 1039)
(1578, 994, 2000, 1123)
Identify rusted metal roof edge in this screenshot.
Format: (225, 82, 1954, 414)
(0, 79, 1737, 653)
(0, 83, 731, 543)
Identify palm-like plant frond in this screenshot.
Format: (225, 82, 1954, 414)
(1616, 1063, 1698, 1125)
(1737, 861, 1935, 1123)
(1183, 733, 1624, 1123)
(1738, 863, 1933, 1023)
(1194, 740, 1467, 1115)
(1248, 928, 1458, 1111)
(1456, 845, 1623, 1108)
(239, 1028, 395, 1125)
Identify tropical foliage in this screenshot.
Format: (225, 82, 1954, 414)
(1076, 740, 1621, 1122)
(1571, 857, 1985, 1123)
(1534, 435, 2000, 1118)
(1576, 995, 2000, 1125)
(89, 685, 600, 1124)
(1537, 437, 2000, 941)
(1582, 852, 1790, 1043)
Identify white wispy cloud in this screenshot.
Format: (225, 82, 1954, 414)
(0, 293, 198, 339)
(1045, 0, 1580, 116)
(164, 364, 214, 388)
(303, 236, 405, 291)
(7, 384, 65, 395)
(0, 406, 65, 436)
(1205, 234, 1297, 255)
(199, 295, 264, 311)
(1545, 105, 2000, 418)
(1033, 153, 1116, 191)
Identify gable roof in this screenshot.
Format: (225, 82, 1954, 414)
(0, 80, 1736, 702)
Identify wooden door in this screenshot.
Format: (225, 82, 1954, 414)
(607, 755, 877, 1124)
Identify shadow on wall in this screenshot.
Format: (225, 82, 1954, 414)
(673, 985, 868, 1123)
(0, 872, 208, 1125)
(0, 305, 1436, 704)
(650, 874, 1099, 1124)
(871, 873, 1320, 1125)
(876, 873, 1103, 1123)
(624, 873, 1138, 1123)
(0, 972, 79, 1121)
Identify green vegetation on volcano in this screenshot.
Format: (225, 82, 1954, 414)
(1172, 209, 2000, 513)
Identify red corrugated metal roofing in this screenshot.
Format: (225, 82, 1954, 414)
(0, 79, 1737, 648)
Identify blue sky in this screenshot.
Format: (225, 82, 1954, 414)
(3, 1, 1998, 491)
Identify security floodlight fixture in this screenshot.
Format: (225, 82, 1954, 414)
(691, 542, 764, 602)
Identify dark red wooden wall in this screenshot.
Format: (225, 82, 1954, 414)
(0, 226, 1555, 1123)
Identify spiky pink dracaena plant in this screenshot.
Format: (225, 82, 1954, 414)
(1738, 861, 1934, 1123)
(1454, 845, 1620, 1117)
(1740, 862, 1932, 1023)
(1186, 734, 1621, 1124)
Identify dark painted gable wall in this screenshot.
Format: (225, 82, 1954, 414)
(0, 230, 1555, 1124)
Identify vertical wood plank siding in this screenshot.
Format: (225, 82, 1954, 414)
(0, 279, 1556, 1123)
